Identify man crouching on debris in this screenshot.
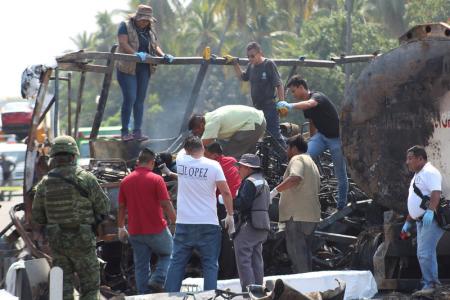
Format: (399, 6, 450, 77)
(32, 136, 110, 300)
(233, 154, 270, 292)
(165, 136, 234, 292)
(188, 105, 266, 159)
(401, 145, 445, 297)
(270, 134, 320, 273)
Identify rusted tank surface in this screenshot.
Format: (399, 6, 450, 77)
(342, 23, 450, 212)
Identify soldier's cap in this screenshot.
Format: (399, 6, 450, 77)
(235, 154, 261, 169)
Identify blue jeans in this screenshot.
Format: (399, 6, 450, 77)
(128, 227, 173, 295)
(117, 64, 151, 135)
(165, 224, 221, 292)
(416, 219, 445, 289)
(307, 132, 348, 208)
(259, 102, 286, 148)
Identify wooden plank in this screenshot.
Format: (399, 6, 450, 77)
(57, 62, 109, 73)
(25, 68, 52, 193)
(90, 45, 117, 139)
(24, 68, 52, 224)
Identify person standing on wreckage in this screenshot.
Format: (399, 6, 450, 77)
(233, 154, 270, 292)
(225, 41, 287, 149)
(117, 4, 174, 141)
(277, 75, 349, 210)
(401, 145, 445, 298)
(31, 136, 110, 300)
(165, 136, 235, 292)
(270, 134, 321, 274)
(117, 147, 176, 295)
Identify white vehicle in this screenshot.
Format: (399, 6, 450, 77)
(0, 142, 26, 187)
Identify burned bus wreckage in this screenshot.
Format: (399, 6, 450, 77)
(1, 23, 450, 298)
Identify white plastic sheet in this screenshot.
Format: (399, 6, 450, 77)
(0, 289, 19, 300)
(182, 270, 378, 300)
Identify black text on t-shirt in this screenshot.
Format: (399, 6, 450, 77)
(177, 164, 209, 179)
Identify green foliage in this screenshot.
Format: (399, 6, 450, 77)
(405, 0, 450, 26)
(62, 0, 450, 138)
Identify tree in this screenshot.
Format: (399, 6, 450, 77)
(70, 31, 96, 50)
(405, 0, 450, 27)
(65, 0, 449, 138)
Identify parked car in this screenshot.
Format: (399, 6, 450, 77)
(1, 101, 33, 140)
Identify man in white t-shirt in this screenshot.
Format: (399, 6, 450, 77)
(165, 136, 234, 292)
(401, 145, 445, 297)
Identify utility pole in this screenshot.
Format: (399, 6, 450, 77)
(344, 0, 353, 98)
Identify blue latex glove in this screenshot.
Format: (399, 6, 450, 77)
(276, 101, 294, 111)
(401, 221, 411, 233)
(422, 209, 434, 226)
(135, 52, 147, 62)
(163, 53, 174, 63)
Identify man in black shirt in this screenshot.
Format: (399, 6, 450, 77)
(277, 75, 348, 209)
(229, 42, 286, 148)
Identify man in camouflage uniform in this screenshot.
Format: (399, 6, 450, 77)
(32, 136, 110, 300)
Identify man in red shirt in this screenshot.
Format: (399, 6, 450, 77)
(205, 142, 242, 201)
(205, 142, 242, 278)
(117, 148, 176, 295)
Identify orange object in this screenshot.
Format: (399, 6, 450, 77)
(278, 106, 289, 118)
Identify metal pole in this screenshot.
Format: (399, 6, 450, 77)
(73, 71, 86, 138)
(90, 45, 117, 139)
(179, 62, 210, 134)
(344, 0, 353, 97)
(284, 65, 298, 96)
(53, 68, 59, 137)
(67, 72, 72, 135)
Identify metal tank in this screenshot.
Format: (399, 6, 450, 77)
(342, 23, 450, 213)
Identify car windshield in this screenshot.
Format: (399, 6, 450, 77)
(2, 102, 32, 113)
(2, 151, 26, 162)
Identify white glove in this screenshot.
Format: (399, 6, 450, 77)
(269, 188, 279, 204)
(118, 227, 129, 243)
(159, 163, 172, 176)
(223, 214, 235, 236)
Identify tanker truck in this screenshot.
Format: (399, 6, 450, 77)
(342, 22, 450, 290)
